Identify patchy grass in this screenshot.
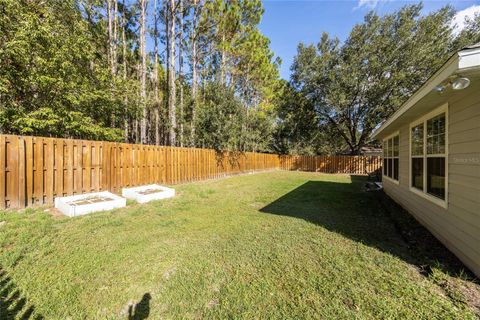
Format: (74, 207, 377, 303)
(0, 171, 478, 319)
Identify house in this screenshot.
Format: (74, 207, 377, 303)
(372, 43, 480, 277)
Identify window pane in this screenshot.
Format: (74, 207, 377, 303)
(393, 136, 399, 157)
(383, 158, 388, 175)
(427, 113, 445, 155)
(412, 158, 423, 190)
(394, 158, 399, 180)
(427, 157, 445, 200)
(389, 138, 394, 157)
(439, 134, 445, 154)
(427, 135, 438, 154)
(411, 124, 424, 156)
(427, 113, 445, 136)
(388, 158, 393, 178)
(383, 140, 387, 157)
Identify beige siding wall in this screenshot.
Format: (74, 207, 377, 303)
(383, 88, 480, 277)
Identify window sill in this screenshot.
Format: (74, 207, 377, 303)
(409, 187, 448, 209)
(383, 175, 399, 185)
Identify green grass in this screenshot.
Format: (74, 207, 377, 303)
(0, 171, 477, 319)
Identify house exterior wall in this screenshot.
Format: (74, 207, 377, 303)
(383, 87, 480, 277)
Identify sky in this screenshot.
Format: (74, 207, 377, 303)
(259, 0, 480, 79)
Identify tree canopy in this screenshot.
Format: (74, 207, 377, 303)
(284, 4, 479, 155)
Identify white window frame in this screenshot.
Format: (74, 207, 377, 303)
(409, 103, 448, 208)
(383, 131, 400, 184)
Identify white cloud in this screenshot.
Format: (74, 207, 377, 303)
(451, 5, 480, 34)
(355, 0, 383, 10)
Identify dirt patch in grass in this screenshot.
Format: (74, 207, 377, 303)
(68, 195, 114, 206)
(138, 188, 164, 195)
(377, 192, 480, 316)
(439, 276, 480, 316)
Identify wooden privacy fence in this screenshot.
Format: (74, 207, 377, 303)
(0, 134, 381, 209)
(279, 154, 382, 174)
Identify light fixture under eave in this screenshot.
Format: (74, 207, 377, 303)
(452, 77, 470, 90)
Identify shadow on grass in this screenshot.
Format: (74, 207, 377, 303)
(0, 266, 43, 320)
(260, 176, 475, 279)
(128, 293, 151, 320)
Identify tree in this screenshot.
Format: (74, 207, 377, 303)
(152, 0, 161, 145)
(290, 4, 458, 154)
(0, 0, 129, 140)
(195, 83, 245, 151)
(166, 0, 177, 146)
(452, 12, 480, 49)
(106, 0, 119, 75)
(190, 0, 201, 143)
(272, 81, 321, 155)
(178, 0, 185, 146)
(139, 0, 148, 144)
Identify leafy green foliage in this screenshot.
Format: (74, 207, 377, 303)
(192, 0, 280, 152)
(195, 82, 277, 152)
(8, 108, 124, 141)
(0, 0, 137, 140)
(272, 81, 346, 155)
(195, 83, 245, 151)
(453, 12, 480, 49)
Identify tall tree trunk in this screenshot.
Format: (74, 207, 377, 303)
(178, 0, 184, 147)
(122, 0, 129, 142)
(168, 0, 177, 146)
(221, 33, 226, 85)
(165, 3, 170, 146)
(107, 0, 112, 70)
(190, 0, 198, 146)
(112, 0, 118, 75)
(153, 0, 160, 145)
(139, 0, 148, 144)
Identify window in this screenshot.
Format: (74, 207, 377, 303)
(411, 123, 424, 190)
(409, 104, 447, 206)
(383, 133, 399, 182)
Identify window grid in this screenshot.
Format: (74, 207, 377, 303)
(409, 104, 447, 207)
(383, 133, 399, 182)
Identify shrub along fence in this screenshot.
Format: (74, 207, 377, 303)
(0, 134, 381, 209)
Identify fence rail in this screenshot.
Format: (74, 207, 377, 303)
(0, 134, 381, 209)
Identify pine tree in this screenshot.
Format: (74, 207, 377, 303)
(167, 0, 177, 146)
(139, 0, 148, 144)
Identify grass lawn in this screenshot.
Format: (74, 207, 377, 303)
(0, 171, 478, 319)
